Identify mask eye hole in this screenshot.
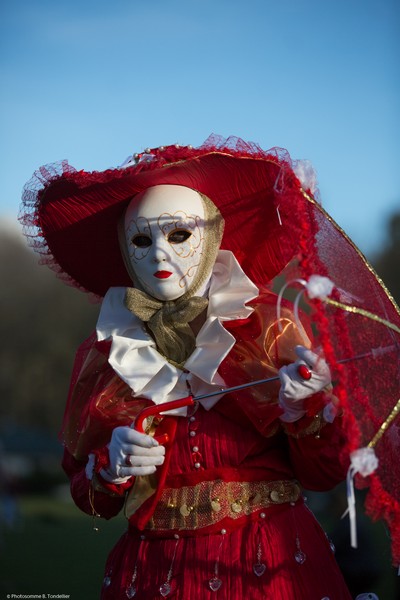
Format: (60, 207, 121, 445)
(168, 229, 192, 244)
(131, 234, 152, 248)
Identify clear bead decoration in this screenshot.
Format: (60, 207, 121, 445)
(103, 576, 111, 587)
(159, 582, 171, 597)
(126, 563, 137, 598)
(294, 549, 307, 564)
(253, 541, 266, 576)
(294, 536, 306, 564)
(325, 532, 335, 553)
(209, 576, 223, 592)
(253, 562, 267, 577)
(125, 584, 136, 598)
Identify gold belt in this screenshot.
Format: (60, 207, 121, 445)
(146, 479, 301, 531)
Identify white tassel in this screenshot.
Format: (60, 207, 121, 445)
(342, 447, 379, 548)
(276, 275, 335, 340)
(350, 447, 379, 477)
(276, 204, 282, 225)
(276, 278, 308, 341)
(276, 278, 306, 327)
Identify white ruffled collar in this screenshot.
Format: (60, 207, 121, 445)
(96, 250, 259, 415)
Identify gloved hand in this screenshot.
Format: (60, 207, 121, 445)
(100, 426, 166, 484)
(278, 345, 331, 422)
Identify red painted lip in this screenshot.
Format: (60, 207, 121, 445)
(154, 270, 173, 279)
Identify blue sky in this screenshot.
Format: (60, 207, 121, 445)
(1, 0, 399, 258)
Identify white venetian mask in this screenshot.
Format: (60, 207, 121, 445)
(124, 185, 206, 301)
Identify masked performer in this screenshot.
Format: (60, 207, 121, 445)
(21, 137, 355, 599)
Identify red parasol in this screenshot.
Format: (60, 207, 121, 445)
(272, 192, 400, 565)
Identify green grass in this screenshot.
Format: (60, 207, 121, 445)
(0, 495, 125, 599)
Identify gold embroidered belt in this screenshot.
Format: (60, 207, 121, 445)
(145, 479, 302, 531)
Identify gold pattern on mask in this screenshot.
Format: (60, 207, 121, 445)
(178, 260, 202, 290)
(159, 211, 203, 260)
(126, 216, 152, 261)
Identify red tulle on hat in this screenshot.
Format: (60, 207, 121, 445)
(20, 135, 311, 298)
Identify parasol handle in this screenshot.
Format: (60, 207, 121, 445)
(133, 366, 313, 444)
(133, 396, 196, 444)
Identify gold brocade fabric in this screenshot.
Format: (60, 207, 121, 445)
(124, 288, 208, 367)
(282, 412, 327, 438)
(124, 474, 159, 516)
(130, 479, 301, 531)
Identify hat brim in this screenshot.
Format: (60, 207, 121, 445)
(23, 139, 308, 297)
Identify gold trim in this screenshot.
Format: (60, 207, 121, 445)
(300, 189, 400, 451)
(368, 398, 400, 449)
(323, 298, 400, 335)
(89, 482, 101, 531)
(160, 151, 283, 169)
(300, 189, 400, 319)
(91, 473, 120, 496)
(282, 412, 327, 439)
(145, 479, 301, 531)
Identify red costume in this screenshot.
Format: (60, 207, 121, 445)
(61, 291, 352, 599)
(20, 135, 400, 599)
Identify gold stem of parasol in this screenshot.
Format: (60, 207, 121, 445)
(324, 298, 400, 335)
(323, 298, 400, 449)
(320, 299, 400, 448)
(367, 398, 400, 449)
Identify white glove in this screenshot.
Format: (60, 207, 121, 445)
(100, 426, 166, 484)
(278, 346, 331, 423)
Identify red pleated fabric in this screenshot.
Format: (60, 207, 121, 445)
(95, 405, 351, 600)
(101, 504, 351, 600)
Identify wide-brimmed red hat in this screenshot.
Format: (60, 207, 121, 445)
(20, 135, 314, 298)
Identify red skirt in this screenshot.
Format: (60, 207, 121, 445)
(100, 501, 352, 600)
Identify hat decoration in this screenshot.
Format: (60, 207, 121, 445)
(20, 135, 309, 299)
